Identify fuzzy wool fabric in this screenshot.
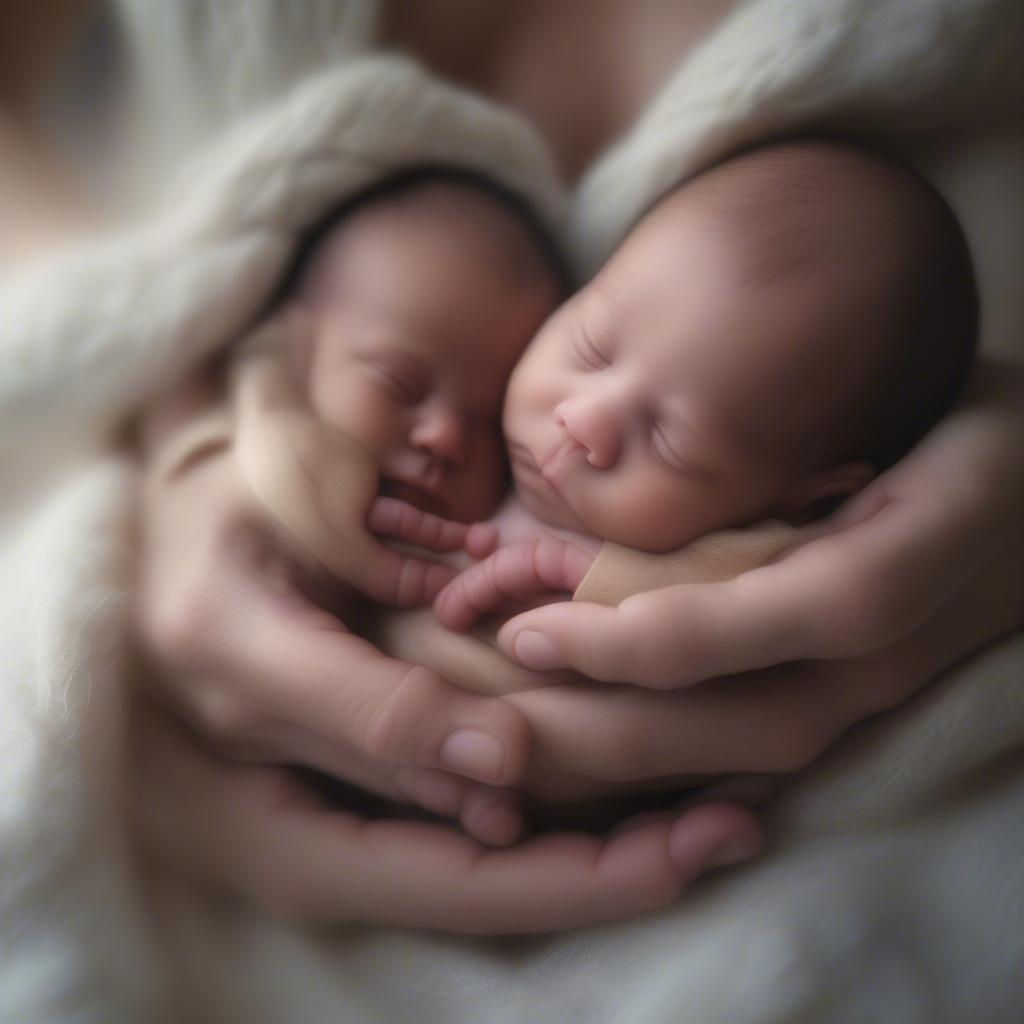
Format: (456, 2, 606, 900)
(2, 1, 1022, 1021)
(0, 53, 563, 1024)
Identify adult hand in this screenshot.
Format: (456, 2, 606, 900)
(135, 406, 532, 830)
(129, 688, 762, 934)
(490, 362, 1024, 797)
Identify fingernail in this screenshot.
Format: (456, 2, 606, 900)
(440, 728, 504, 782)
(704, 845, 756, 871)
(513, 631, 567, 671)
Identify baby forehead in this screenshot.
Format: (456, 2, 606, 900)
(626, 140, 936, 287)
(302, 179, 563, 300)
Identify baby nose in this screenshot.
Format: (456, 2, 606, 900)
(410, 404, 466, 466)
(555, 396, 622, 469)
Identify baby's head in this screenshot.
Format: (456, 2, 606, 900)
(504, 140, 977, 551)
(285, 169, 566, 521)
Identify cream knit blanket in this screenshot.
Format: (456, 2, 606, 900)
(1, 1, 1022, 1020)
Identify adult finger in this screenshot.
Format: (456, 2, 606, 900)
(496, 488, 977, 687)
(169, 773, 759, 933)
(216, 596, 531, 787)
(141, 482, 530, 788)
(505, 667, 854, 791)
(505, 544, 1024, 800)
(499, 367, 1024, 689)
(296, 802, 761, 933)
(133, 694, 764, 933)
(172, 705, 527, 848)
(392, 767, 524, 847)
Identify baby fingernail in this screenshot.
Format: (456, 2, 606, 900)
(513, 631, 566, 670)
(704, 845, 756, 871)
(440, 728, 504, 782)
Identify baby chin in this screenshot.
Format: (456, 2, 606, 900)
(509, 443, 591, 534)
(379, 478, 449, 519)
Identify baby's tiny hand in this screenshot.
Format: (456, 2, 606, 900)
(362, 496, 499, 604)
(368, 496, 498, 558)
(434, 536, 596, 632)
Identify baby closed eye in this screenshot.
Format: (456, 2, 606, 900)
(572, 329, 610, 370)
(651, 424, 710, 480)
(364, 359, 426, 405)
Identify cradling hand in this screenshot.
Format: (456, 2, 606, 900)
(136, 393, 529, 844)
(488, 362, 1024, 796)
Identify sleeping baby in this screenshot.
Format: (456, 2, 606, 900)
(140, 167, 567, 844)
(431, 140, 978, 663)
(144, 139, 977, 859)
(224, 169, 565, 611)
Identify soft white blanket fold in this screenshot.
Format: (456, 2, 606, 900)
(1, 2, 1022, 1021)
(0, 55, 563, 1024)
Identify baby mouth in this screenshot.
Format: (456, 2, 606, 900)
(509, 439, 589, 533)
(379, 478, 447, 518)
(540, 438, 586, 487)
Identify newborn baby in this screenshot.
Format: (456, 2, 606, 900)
(434, 140, 978, 655)
(152, 141, 975, 856)
(224, 170, 563, 608)
(142, 168, 565, 842)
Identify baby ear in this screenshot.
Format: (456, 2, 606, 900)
(781, 461, 875, 522)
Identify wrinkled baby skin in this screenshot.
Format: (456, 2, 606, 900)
(299, 185, 560, 524)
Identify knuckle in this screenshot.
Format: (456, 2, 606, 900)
(357, 665, 447, 763)
(532, 535, 554, 578)
(613, 603, 672, 684)
(190, 690, 265, 754)
(423, 512, 443, 545)
(483, 552, 507, 601)
(395, 558, 425, 606)
(144, 578, 211, 671)
(400, 502, 418, 538)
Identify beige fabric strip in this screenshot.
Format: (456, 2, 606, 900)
(573, 519, 798, 606)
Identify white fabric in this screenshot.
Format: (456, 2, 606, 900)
(0, 54, 562, 1023)
(1, 1, 1022, 1021)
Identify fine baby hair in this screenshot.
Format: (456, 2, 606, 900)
(671, 138, 978, 475)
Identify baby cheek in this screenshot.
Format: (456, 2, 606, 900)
(570, 474, 646, 543)
(579, 473, 712, 552)
(314, 376, 397, 452)
(507, 359, 561, 427)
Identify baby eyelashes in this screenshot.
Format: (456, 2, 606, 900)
(434, 535, 597, 631)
